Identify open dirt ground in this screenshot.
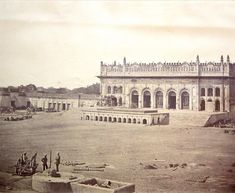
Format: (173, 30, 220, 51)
(0, 110, 235, 193)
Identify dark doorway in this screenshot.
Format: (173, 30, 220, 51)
(168, 91, 176, 109)
(131, 90, 139, 108)
(62, 103, 66, 110)
(143, 91, 151, 108)
(181, 91, 189, 109)
(11, 101, 16, 108)
(111, 97, 117, 106)
(200, 99, 205, 111)
(27, 101, 30, 108)
(156, 91, 163, 108)
(215, 100, 220, 111)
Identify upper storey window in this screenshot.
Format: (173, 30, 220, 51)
(215, 87, 220, 97)
(113, 86, 118, 94)
(107, 86, 111, 94)
(208, 88, 213, 96)
(119, 86, 123, 94)
(201, 88, 205, 96)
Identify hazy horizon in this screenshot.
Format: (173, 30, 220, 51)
(1, 1, 235, 89)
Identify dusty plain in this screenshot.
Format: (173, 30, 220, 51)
(0, 109, 235, 193)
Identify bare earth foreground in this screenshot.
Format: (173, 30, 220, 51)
(0, 110, 235, 193)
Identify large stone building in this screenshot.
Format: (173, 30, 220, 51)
(0, 87, 100, 111)
(98, 55, 235, 112)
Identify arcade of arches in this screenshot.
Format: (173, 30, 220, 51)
(130, 89, 191, 110)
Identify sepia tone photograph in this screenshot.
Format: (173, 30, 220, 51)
(0, 1, 235, 193)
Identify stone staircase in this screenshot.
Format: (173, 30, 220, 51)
(159, 110, 212, 127)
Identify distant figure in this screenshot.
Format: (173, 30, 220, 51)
(157, 117, 160, 126)
(16, 158, 21, 175)
(55, 152, 60, 172)
(41, 154, 48, 171)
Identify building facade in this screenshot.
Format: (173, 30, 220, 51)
(98, 55, 235, 112)
(0, 89, 100, 111)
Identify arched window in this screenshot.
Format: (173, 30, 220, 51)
(181, 91, 189, 109)
(107, 86, 111, 94)
(143, 90, 151, 108)
(156, 91, 163, 108)
(215, 87, 220, 97)
(119, 86, 123, 94)
(131, 90, 139, 108)
(201, 88, 205, 96)
(113, 86, 118, 94)
(208, 88, 213, 96)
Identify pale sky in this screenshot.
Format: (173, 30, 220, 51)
(0, 0, 235, 89)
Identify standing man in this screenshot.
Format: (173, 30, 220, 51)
(55, 152, 60, 172)
(41, 154, 48, 171)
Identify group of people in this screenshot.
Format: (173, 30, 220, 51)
(41, 152, 60, 172)
(15, 152, 61, 175)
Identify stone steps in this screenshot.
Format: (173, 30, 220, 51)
(166, 111, 211, 127)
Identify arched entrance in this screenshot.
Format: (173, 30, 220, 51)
(181, 91, 189, 109)
(156, 91, 163, 108)
(143, 90, 151, 108)
(111, 96, 117, 106)
(215, 100, 220, 111)
(168, 91, 176, 109)
(131, 90, 139, 108)
(200, 99, 205, 111)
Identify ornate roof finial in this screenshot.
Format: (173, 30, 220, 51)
(123, 57, 126, 65)
(196, 55, 200, 63)
(227, 55, 230, 63)
(221, 55, 224, 63)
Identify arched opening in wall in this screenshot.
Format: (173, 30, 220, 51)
(133, 118, 136, 123)
(215, 100, 220, 111)
(143, 119, 147, 124)
(143, 90, 151, 108)
(200, 99, 205, 111)
(181, 91, 189, 109)
(107, 86, 111, 94)
(118, 118, 122, 123)
(168, 91, 176, 109)
(208, 88, 213, 96)
(119, 86, 123, 94)
(99, 116, 103, 121)
(111, 96, 117, 106)
(113, 117, 117, 122)
(86, 115, 90, 120)
(119, 97, 122, 106)
(215, 87, 220, 97)
(62, 103, 66, 110)
(104, 117, 107, 122)
(201, 88, 205, 96)
(113, 86, 118, 94)
(109, 117, 112, 122)
(131, 90, 139, 108)
(95, 116, 98, 121)
(128, 118, 131, 123)
(123, 118, 126, 123)
(155, 91, 163, 108)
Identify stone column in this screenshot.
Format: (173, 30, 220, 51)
(138, 92, 142, 108)
(221, 85, 224, 112)
(165, 92, 168, 109)
(151, 92, 154, 109)
(225, 85, 230, 111)
(190, 88, 193, 110)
